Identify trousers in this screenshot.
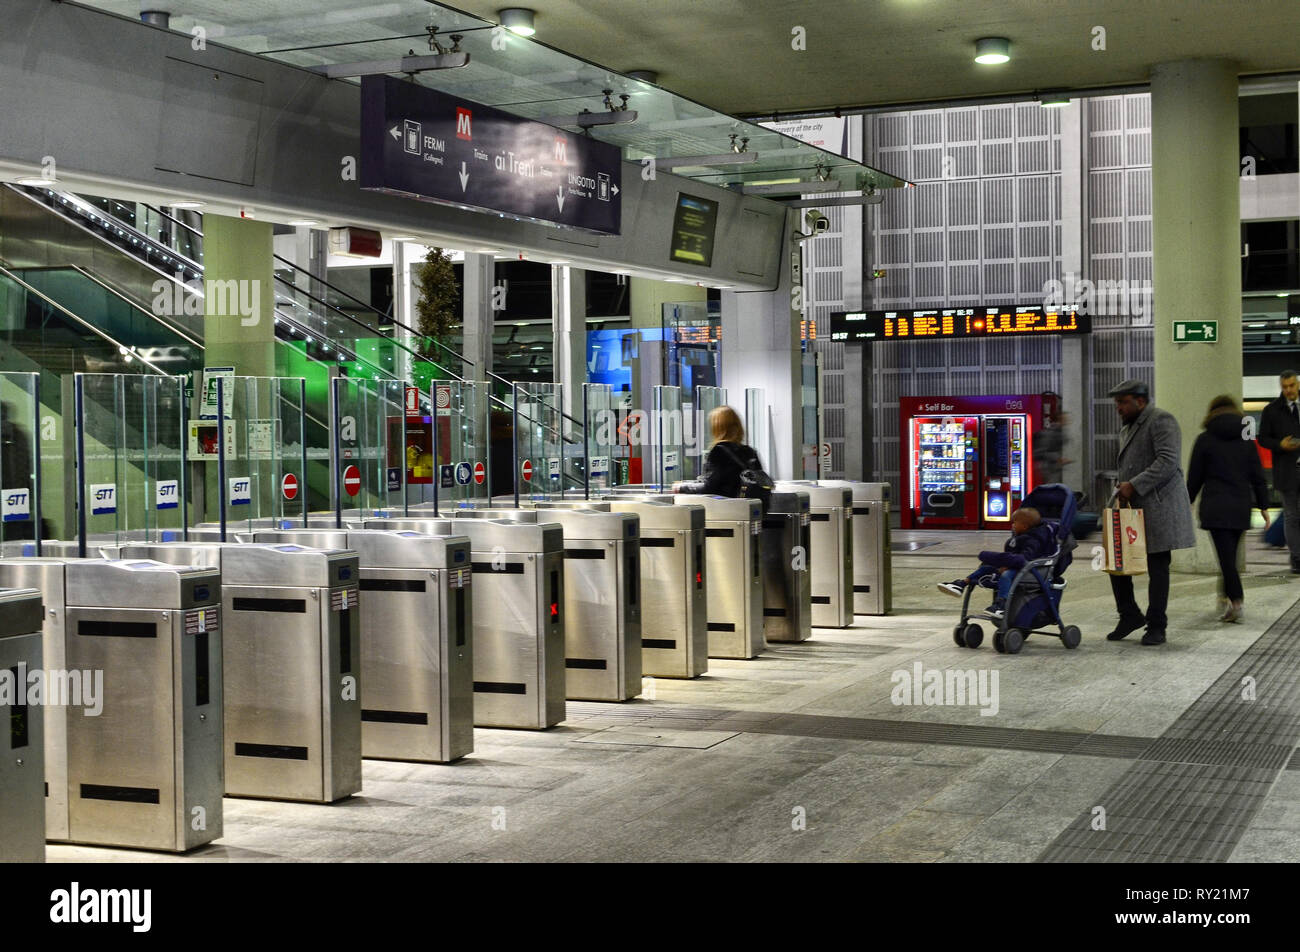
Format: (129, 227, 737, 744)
(1110, 550, 1172, 632)
(967, 564, 1017, 603)
(1283, 488, 1300, 567)
(1209, 528, 1244, 602)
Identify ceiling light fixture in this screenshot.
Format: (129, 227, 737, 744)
(1037, 90, 1071, 108)
(169, 200, 205, 209)
(974, 37, 1011, 65)
(16, 176, 54, 187)
(288, 219, 320, 227)
(627, 70, 658, 85)
(499, 8, 536, 37)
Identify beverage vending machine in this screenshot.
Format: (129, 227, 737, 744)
(899, 395, 1045, 530)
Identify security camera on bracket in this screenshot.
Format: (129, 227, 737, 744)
(791, 209, 830, 243)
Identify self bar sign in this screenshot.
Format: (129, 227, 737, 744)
(2, 488, 30, 522)
(156, 480, 179, 510)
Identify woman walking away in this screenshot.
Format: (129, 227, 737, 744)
(674, 405, 767, 501)
(1186, 395, 1270, 623)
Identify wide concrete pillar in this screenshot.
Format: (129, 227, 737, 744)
(720, 210, 802, 478)
(202, 214, 275, 376)
(461, 252, 495, 379)
(1151, 59, 1241, 573)
(552, 264, 586, 429)
(630, 277, 705, 329)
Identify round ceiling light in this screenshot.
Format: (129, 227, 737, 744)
(499, 8, 536, 37)
(974, 37, 1011, 65)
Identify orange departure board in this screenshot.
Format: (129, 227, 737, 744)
(830, 306, 1090, 342)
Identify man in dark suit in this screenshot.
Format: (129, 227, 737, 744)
(1256, 370, 1300, 573)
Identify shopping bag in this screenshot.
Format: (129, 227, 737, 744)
(1102, 500, 1148, 576)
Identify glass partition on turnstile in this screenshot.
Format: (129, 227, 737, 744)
(432, 379, 491, 511)
(690, 385, 728, 480)
(73, 372, 186, 554)
(583, 382, 614, 491)
(513, 381, 569, 504)
(0, 372, 42, 555)
(745, 387, 769, 470)
(331, 377, 407, 524)
(651, 385, 684, 490)
(210, 375, 309, 537)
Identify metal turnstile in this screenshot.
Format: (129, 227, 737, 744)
(248, 529, 475, 763)
(851, 482, 892, 615)
(0, 588, 46, 862)
(762, 490, 813, 642)
(674, 495, 764, 658)
(367, 518, 566, 729)
(779, 482, 853, 628)
(118, 542, 362, 803)
(433, 508, 641, 702)
(59, 559, 224, 851)
(605, 500, 708, 678)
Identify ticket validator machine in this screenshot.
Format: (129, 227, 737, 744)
(802, 480, 893, 615)
(0, 588, 46, 862)
(673, 495, 764, 659)
(762, 490, 813, 643)
(779, 482, 854, 628)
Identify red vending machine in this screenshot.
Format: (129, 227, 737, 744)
(899, 395, 1044, 530)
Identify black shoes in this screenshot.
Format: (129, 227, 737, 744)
(1106, 614, 1146, 641)
(1141, 629, 1167, 646)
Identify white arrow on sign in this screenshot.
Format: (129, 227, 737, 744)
(612, 184, 619, 197)
(389, 125, 401, 141)
(556, 186, 565, 212)
(459, 162, 469, 192)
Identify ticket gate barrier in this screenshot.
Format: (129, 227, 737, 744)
(248, 528, 474, 763)
(366, 518, 565, 729)
(55, 559, 222, 851)
(778, 483, 854, 628)
(0, 588, 46, 862)
(673, 495, 764, 659)
(848, 482, 892, 615)
(605, 500, 707, 679)
(762, 490, 813, 643)
(432, 508, 640, 701)
(116, 542, 362, 803)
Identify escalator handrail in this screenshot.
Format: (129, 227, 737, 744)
(0, 264, 169, 376)
(272, 254, 397, 323)
(63, 265, 205, 349)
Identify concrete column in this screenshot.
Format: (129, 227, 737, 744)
(551, 265, 586, 429)
(391, 240, 415, 382)
(1151, 59, 1242, 573)
(202, 213, 275, 376)
(1058, 99, 1090, 491)
(720, 209, 802, 478)
(461, 252, 495, 380)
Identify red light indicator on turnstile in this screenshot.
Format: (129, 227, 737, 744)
(696, 571, 702, 585)
(550, 602, 558, 619)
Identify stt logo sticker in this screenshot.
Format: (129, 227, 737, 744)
(456, 108, 472, 140)
(554, 137, 568, 164)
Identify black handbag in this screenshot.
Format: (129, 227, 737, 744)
(718, 442, 775, 513)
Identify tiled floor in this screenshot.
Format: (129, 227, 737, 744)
(47, 530, 1300, 863)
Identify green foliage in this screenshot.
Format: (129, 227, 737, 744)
(413, 247, 458, 360)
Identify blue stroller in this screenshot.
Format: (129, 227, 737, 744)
(953, 483, 1082, 654)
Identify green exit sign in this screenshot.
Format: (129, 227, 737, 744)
(1173, 320, 1218, 343)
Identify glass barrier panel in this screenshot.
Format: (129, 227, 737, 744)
(651, 385, 684, 491)
(432, 380, 491, 511)
(513, 382, 565, 503)
(332, 377, 406, 523)
(745, 387, 769, 471)
(583, 383, 613, 492)
(211, 375, 308, 534)
(0, 372, 42, 555)
(690, 385, 728, 480)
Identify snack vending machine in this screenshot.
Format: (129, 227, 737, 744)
(899, 395, 1044, 530)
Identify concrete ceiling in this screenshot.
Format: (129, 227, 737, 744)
(448, 0, 1300, 115)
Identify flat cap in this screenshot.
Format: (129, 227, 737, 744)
(1107, 378, 1150, 398)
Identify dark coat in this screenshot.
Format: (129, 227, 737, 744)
(978, 523, 1057, 570)
(1186, 409, 1269, 531)
(1114, 403, 1197, 553)
(677, 441, 761, 498)
(1256, 393, 1300, 492)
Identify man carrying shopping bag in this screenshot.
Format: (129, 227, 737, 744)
(1105, 380, 1197, 645)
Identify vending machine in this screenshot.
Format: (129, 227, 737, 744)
(899, 395, 1045, 530)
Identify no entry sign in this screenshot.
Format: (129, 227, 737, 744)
(343, 464, 361, 497)
(521, 459, 533, 482)
(282, 472, 299, 500)
(473, 461, 486, 485)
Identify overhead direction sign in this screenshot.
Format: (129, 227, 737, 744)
(1172, 320, 1218, 343)
(361, 76, 622, 235)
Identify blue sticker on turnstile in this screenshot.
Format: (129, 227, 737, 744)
(21, 543, 35, 556)
(90, 484, 117, 515)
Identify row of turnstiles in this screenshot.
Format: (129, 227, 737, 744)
(0, 480, 889, 861)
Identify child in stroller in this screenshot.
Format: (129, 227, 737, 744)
(940, 483, 1083, 654)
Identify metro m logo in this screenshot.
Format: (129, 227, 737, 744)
(456, 108, 472, 140)
(554, 137, 568, 164)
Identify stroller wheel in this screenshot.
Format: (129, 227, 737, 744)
(1003, 628, 1026, 654)
(953, 624, 967, 647)
(963, 623, 984, 649)
(1061, 625, 1082, 649)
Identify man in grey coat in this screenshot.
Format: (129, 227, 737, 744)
(1105, 379, 1197, 646)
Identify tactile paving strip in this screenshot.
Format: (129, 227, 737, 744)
(1039, 597, 1300, 862)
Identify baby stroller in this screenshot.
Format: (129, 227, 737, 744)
(953, 483, 1082, 654)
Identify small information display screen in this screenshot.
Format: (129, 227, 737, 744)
(669, 194, 719, 267)
(830, 306, 1091, 341)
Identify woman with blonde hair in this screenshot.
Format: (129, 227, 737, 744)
(674, 405, 769, 501)
(1186, 394, 1270, 622)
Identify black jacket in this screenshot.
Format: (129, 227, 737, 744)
(678, 441, 761, 498)
(978, 523, 1057, 570)
(1256, 394, 1300, 492)
(1187, 409, 1269, 530)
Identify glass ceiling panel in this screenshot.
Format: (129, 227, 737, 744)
(74, 0, 910, 192)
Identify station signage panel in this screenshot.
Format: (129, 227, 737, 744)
(829, 306, 1091, 342)
(361, 76, 622, 235)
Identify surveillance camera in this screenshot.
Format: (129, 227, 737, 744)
(804, 209, 830, 234)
